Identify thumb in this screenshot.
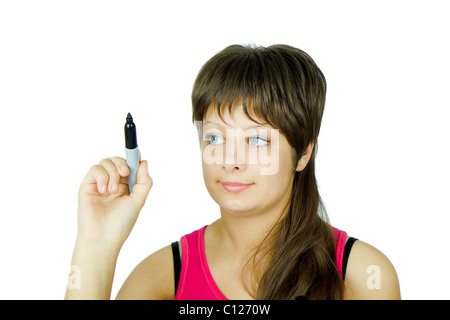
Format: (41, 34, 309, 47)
(129, 160, 153, 210)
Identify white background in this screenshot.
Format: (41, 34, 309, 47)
(0, 0, 449, 300)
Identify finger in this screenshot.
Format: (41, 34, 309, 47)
(82, 164, 109, 194)
(99, 158, 121, 194)
(129, 160, 153, 209)
(108, 156, 130, 177)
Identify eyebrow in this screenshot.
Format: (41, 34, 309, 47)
(203, 120, 272, 130)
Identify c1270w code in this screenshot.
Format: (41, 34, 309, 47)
(223, 304, 270, 315)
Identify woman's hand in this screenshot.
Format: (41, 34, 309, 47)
(77, 156, 153, 250)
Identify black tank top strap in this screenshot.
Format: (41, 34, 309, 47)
(342, 237, 358, 280)
(171, 241, 181, 294)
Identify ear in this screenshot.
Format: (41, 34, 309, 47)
(295, 141, 315, 172)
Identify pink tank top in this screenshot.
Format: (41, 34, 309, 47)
(174, 225, 347, 300)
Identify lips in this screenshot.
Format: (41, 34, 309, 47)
(221, 181, 254, 193)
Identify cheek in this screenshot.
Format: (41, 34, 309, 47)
(201, 162, 224, 198)
(202, 162, 215, 183)
(201, 167, 218, 202)
(261, 147, 296, 193)
(259, 169, 293, 195)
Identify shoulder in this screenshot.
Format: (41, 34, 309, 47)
(344, 239, 401, 300)
(116, 244, 175, 300)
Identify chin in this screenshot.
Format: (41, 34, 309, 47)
(206, 181, 259, 214)
(221, 201, 253, 214)
(215, 194, 262, 217)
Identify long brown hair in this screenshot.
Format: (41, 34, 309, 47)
(191, 44, 343, 299)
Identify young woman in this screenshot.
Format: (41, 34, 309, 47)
(65, 44, 400, 300)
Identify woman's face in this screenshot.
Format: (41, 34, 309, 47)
(200, 104, 309, 219)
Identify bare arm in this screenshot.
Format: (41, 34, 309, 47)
(116, 244, 176, 300)
(344, 240, 401, 300)
(65, 239, 119, 299)
(65, 156, 152, 299)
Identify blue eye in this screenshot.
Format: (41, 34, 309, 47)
(204, 134, 268, 146)
(206, 134, 224, 145)
(248, 137, 268, 147)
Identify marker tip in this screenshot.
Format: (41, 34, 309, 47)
(126, 113, 133, 123)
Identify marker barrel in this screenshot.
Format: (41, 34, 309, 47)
(125, 147, 139, 193)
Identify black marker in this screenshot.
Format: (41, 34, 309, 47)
(125, 113, 139, 193)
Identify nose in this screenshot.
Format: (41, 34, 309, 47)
(222, 131, 247, 173)
(222, 163, 246, 173)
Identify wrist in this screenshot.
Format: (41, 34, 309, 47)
(72, 237, 121, 276)
(74, 234, 123, 258)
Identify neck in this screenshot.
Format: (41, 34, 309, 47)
(209, 191, 291, 256)
(220, 211, 274, 252)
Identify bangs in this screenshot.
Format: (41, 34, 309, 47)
(192, 44, 327, 153)
(208, 99, 273, 128)
(192, 45, 284, 129)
